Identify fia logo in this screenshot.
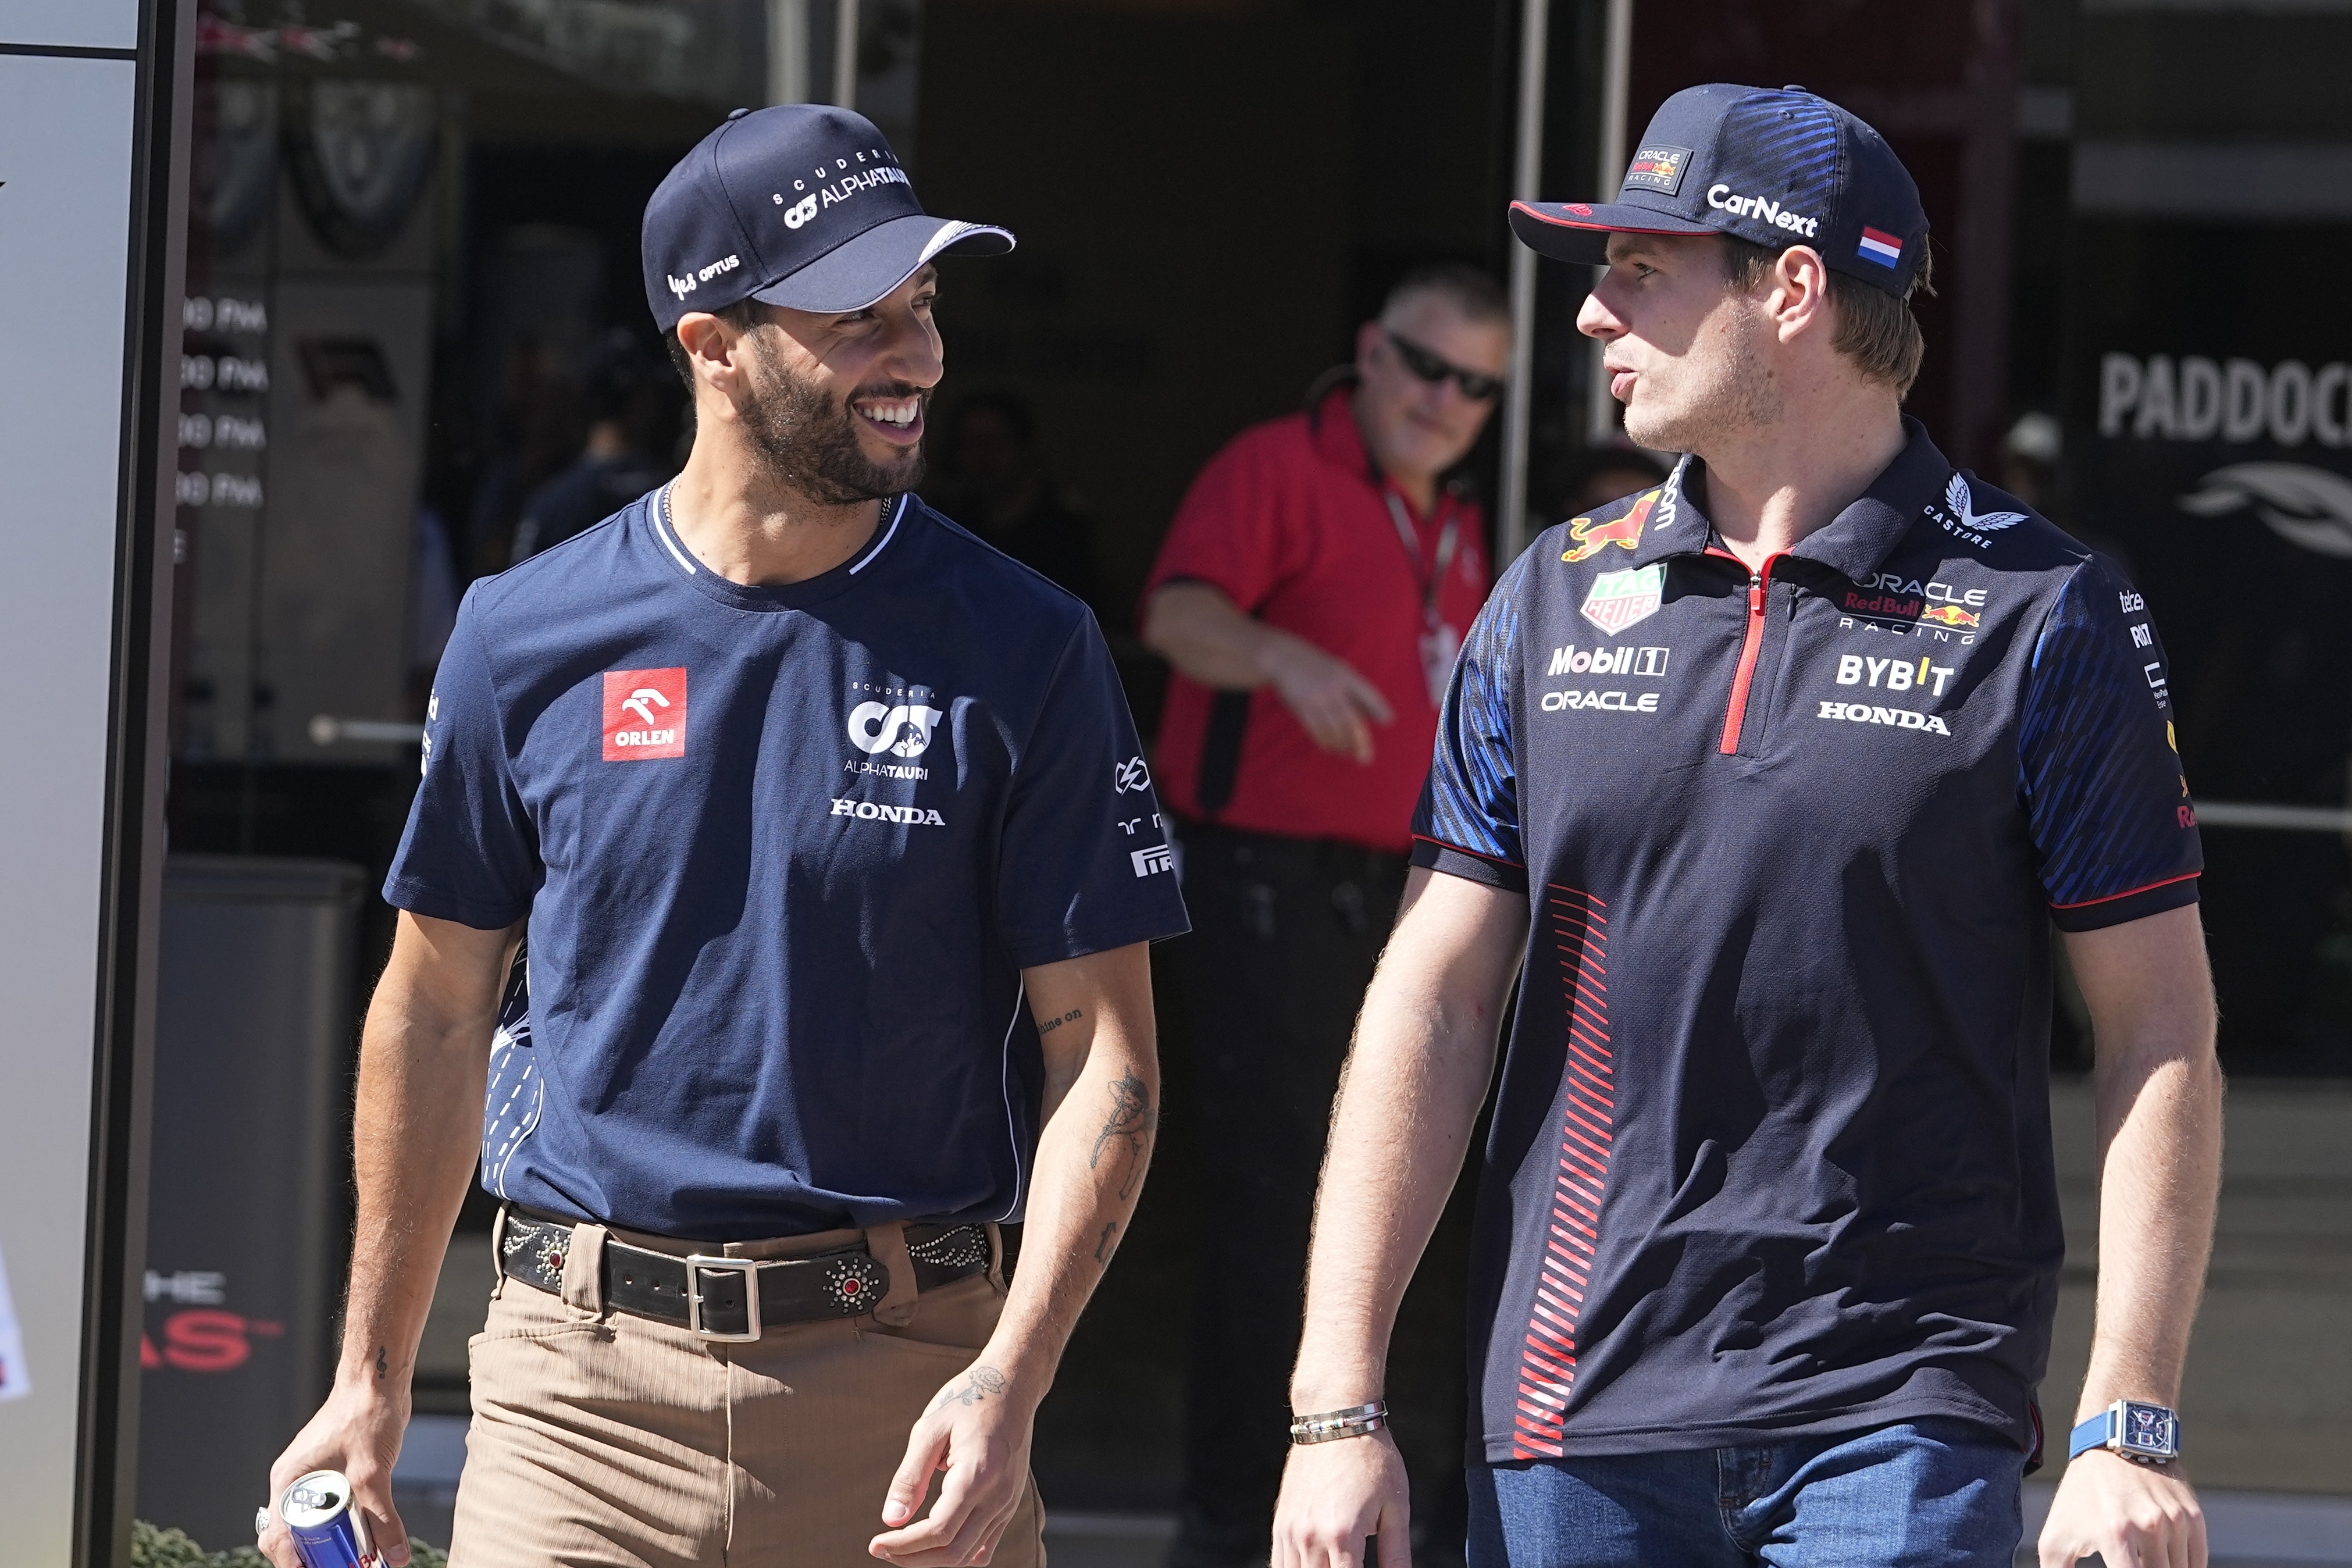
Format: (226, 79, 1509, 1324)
(603, 668, 688, 760)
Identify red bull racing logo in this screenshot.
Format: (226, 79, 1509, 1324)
(1562, 489, 1658, 564)
(1839, 589, 1982, 633)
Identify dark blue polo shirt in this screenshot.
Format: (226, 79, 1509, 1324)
(386, 491, 1189, 1240)
(1414, 420, 2201, 1462)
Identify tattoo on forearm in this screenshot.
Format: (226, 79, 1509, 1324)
(1094, 1221, 1120, 1264)
(1089, 1071, 1154, 1200)
(1036, 1007, 1082, 1038)
(373, 1345, 388, 1380)
(933, 1363, 1008, 1411)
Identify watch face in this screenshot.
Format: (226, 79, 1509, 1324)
(2120, 1401, 2180, 1457)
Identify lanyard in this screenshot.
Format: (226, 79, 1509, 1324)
(1382, 491, 1459, 627)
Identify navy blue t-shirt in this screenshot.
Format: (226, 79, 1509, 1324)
(1414, 422, 2201, 1462)
(387, 491, 1189, 1239)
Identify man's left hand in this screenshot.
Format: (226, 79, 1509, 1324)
(2038, 1451, 2207, 1568)
(869, 1359, 1038, 1566)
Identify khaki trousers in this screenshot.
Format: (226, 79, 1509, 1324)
(448, 1213, 1046, 1568)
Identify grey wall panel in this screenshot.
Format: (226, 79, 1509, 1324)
(0, 34, 142, 1565)
(0, 0, 137, 51)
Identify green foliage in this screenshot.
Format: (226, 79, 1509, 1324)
(132, 1519, 447, 1568)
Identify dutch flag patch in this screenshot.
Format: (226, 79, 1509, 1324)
(1857, 227, 1904, 268)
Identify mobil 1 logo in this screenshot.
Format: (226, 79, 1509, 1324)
(1540, 642, 1670, 716)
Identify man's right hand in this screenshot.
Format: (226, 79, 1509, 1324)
(1261, 637, 1395, 764)
(258, 1383, 414, 1568)
(1272, 1429, 1412, 1568)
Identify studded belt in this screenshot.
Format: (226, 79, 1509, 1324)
(498, 1211, 993, 1341)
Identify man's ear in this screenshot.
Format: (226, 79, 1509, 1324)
(1769, 245, 1833, 343)
(675, 311, 744, 395)
(1354, 318, 1386, 379)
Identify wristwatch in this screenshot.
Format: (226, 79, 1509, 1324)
(2068, 1399, 2181, 1466)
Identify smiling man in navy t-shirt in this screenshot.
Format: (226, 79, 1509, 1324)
(261, 105, 1187, 1568)
(1274, 87, 2220, 1568)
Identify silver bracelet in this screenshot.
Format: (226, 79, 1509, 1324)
(1290, 1400, 1389, 1445)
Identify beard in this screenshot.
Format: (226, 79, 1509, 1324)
(737, 335, 928, 505)
(1620, 303, 1783, 455)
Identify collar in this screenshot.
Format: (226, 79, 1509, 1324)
(1627, 417, 1950, 582)
(1307, 382, 1382, 488)
(1306, 382, 1472, 525)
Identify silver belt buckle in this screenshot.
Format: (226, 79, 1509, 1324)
(684, 1255, 762, 1342)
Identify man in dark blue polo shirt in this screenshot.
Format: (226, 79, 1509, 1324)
(261, 105, 1186, 1568)
(1274, 87, 2219, 1568)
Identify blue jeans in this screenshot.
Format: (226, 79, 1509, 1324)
(1466, 1419, 2026, 1568)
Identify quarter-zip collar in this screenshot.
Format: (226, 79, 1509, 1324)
(1627, 416, 1950, 583)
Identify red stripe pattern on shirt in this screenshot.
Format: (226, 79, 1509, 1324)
(1512, 883, 1615, 1459)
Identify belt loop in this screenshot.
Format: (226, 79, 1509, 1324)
(985, 1223, 1007, 1291)
(864, 1221, 920, 1326)
(561, 1222, 608, 1314)
(490, 1203, 510, 1301)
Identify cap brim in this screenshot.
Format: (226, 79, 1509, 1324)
(751, 213, 1014, 314)
(1509, 200, 1717, 265)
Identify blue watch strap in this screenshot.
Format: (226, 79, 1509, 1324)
(2068, 1410, 2111, 1459)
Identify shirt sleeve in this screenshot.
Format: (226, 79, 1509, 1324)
(996, 616, 1192, 967)
(2019, 558, 2204, 932)
(1410, 549, 1528, 893)
(1139, 430, 1297, 614)
(383, 587, 541, 929)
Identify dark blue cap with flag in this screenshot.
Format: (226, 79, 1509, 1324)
(642, 103, 1013, 333)
(1510, 83, 1928, 295)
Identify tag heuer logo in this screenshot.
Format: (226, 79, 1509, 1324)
(1580, 565, 1665, 636)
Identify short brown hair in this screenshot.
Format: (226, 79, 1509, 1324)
(1719, 236, 1934, 399)
(664, 298, 767, 393)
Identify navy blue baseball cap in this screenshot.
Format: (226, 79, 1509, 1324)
(643, 104, 1013, 333)
(1510, 84, 1928, 295)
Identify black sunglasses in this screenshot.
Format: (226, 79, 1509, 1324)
(1384, 329, 1505, 401)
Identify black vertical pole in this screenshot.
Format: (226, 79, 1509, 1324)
(74, 1, 194, 1563)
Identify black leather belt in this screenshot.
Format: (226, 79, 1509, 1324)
(498, 1211, 993, 1341)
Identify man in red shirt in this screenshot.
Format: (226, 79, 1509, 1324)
(1141, 265, 1509, 1568)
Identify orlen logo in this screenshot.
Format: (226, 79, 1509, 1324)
(603, 668, 687, 760)
(782, 193, 819, 228)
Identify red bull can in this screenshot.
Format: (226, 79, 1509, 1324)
(279, 1470, 386, 1568)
